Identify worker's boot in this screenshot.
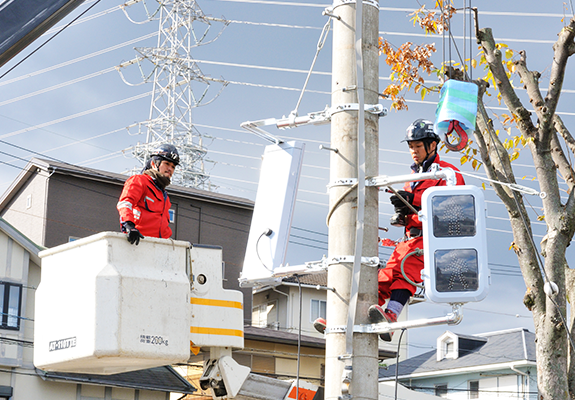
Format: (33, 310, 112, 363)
(313, 317, 326, 334)
(367, 305, 397, 342)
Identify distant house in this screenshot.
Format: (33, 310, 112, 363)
(379, 328, 538, 400)
(0, 158, 254, 322)
(251, 272, 405, 360)
(0, 217, 196, 399)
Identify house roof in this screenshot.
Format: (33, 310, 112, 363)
(37, 365, 196, 394)
(0, 217, 44, 265)
(0, 158, 254, 211)
(379, 327, 536, 380)
(282, 272, 327, 287)
(245, 325, 396, 359)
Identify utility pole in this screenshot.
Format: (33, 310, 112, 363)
(325, 0, 380, 399)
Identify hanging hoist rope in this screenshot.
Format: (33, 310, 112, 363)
(434, 2, 481, 152)
(290, 18, 332, 118)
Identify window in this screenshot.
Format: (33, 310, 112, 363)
(0, 283, 22, 330)
(435, 384, 448, 398)
(169, 209, 175, 223)
(310, 299, 326, 322)
(469, 380, 479, 399)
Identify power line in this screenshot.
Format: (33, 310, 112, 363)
(0, 32, 156, 88)
(212, 0, 570, 19)
(0, 0, 105, 80)
(0, 91, 150, 140)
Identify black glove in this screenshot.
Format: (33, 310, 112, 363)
(122, 221, 144, 245)
(390, 190, 415, 210)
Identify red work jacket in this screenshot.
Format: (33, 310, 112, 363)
(403, 154, 466, 234)
(117, 174, 172, 238)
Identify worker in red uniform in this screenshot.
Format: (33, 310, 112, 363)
(368, 119, 465, 341)
(117, 144, 180, 245)
(312, 119, 465, 337)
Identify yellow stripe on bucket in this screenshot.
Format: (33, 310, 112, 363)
(190, 298, 243, 309)
(190, 326, 244, 337)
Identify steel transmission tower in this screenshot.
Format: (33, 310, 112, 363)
(121, 0, 226, 189)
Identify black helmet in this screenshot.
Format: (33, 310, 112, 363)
(150, 143, 180, 166)
(403, 119, 440, 143)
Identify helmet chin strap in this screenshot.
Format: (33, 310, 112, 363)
(418, 141, 436, 166)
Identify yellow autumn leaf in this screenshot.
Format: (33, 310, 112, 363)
(471, 59, 477, 68)
(537, 215, 545, 221)
(461, 155, 468, 164)
(482, 183, 486, 190)
(507, 60, 514, 72)
(505, 49, 513, 59)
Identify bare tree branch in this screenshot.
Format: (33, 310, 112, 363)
(554, 114, 575, 156)
(545, 17, 575, 127)
(473, 85, 545, 315)
(477, 28, 537, 139)
(553, 115, 575, 216)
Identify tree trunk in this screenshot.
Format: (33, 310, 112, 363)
(475, 24, 575, 399)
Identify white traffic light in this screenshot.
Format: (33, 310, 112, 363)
(420, 185, 490, 303)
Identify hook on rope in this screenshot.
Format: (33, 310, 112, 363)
(444, 120, 469, 151)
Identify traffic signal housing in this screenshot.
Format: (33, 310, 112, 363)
(420, 185, 490, 303)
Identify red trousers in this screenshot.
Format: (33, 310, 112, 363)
(378, 236, 424, 306)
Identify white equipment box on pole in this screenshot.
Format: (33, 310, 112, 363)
(240, 141, 305, 287)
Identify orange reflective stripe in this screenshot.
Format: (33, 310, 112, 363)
(190, 326, 244, 337)
(190, 298, 243, 310)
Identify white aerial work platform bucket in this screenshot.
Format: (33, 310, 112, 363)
(34, 232, 191, 375)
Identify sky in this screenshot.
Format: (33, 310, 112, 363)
(1, 0, 575, 358)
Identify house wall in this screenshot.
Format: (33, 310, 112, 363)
(407, 369, 538, 400)
(12, 374, 77, 399)
(44, 174, 122, 247)
(0, 168, 48, 246)
(286, 286, 326, 338)
(0, 230, 32, 368)
(252, 288, 288, 329)
(237, 339, 325, 383)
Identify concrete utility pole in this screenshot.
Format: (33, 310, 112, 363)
(325, 0, 380, 399)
